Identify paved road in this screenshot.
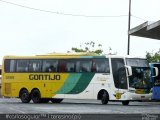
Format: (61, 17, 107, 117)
(0, 98, 160, 120)
(0, 98, 159, 114)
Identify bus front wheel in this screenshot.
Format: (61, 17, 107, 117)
(31, 89, 41, 103)
(101, 90, 109, 105)
(20, 89, 31, 103)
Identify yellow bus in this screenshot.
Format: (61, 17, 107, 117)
(1, 53, 152, 105)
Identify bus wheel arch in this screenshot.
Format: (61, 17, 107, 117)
(97, 89, 109, 104)
(31, 88, 41, 103)
(19, 88, 31, 103)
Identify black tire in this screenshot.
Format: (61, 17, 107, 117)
(40, 98, 50, 103)
(51, 98, 63, 103)
(20, 89, 31, 103)
(122, 100, 129, 105)
(101, 91, 109, 105)
(31, 89, 41, 103)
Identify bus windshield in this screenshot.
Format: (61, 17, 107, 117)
(154, 74, 160, 86)
(126, 58, 152, 89)
(152, 64, 160, 86)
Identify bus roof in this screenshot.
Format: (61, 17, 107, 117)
(3, 53, 146, 59)
(3, 52, 106, 59)
(37, 52, 99, 56)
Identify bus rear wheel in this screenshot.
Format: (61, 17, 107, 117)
(101, 91, 109, 104)
(51, 98, 63, 103)
(122, 100, 129, 105)
(31, 89, 41, 103)
(20, 89, 31, 103)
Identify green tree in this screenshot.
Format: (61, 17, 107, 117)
(146, 49, 160, 62)
(69, 41, 103, 55)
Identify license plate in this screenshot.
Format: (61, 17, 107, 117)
(141, 96, 145, 99)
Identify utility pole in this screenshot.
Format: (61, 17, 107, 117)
(127, 0, 131, 55)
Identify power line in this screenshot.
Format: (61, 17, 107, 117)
(0, 0, 128, 18)
(0, 0, 147, 20)
(131, 15, 147, 21)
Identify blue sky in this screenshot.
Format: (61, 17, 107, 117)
(0, 0, 160, 63)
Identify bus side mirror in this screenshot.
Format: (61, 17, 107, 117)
(152, 67, 159, 77)
(125, 65, 132, 76)
(0, 69, 1, 75)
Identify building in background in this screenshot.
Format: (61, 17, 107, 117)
(129, 20, 160, 40)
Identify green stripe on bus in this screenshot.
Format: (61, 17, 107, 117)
(67, 73, 95, 94)
(56, 74, 81, 94)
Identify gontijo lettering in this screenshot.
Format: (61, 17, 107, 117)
(29, 74, 60, 80)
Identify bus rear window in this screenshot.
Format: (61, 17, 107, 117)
(4, 59, 16, 72)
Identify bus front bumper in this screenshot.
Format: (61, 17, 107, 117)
(121, 92, 152, 101)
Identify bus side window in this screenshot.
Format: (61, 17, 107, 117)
(76, 60, 92, 72)
(92, 59, 110, 73)
(4, 59, 10, 72)
(43, 60, 58, 72)
(4, 59, 16, 73)
(16, 60, 29, 72)
(58, 60, 67, 72)
(29, 60, 42, 72)
(66, 60, 75, 72)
